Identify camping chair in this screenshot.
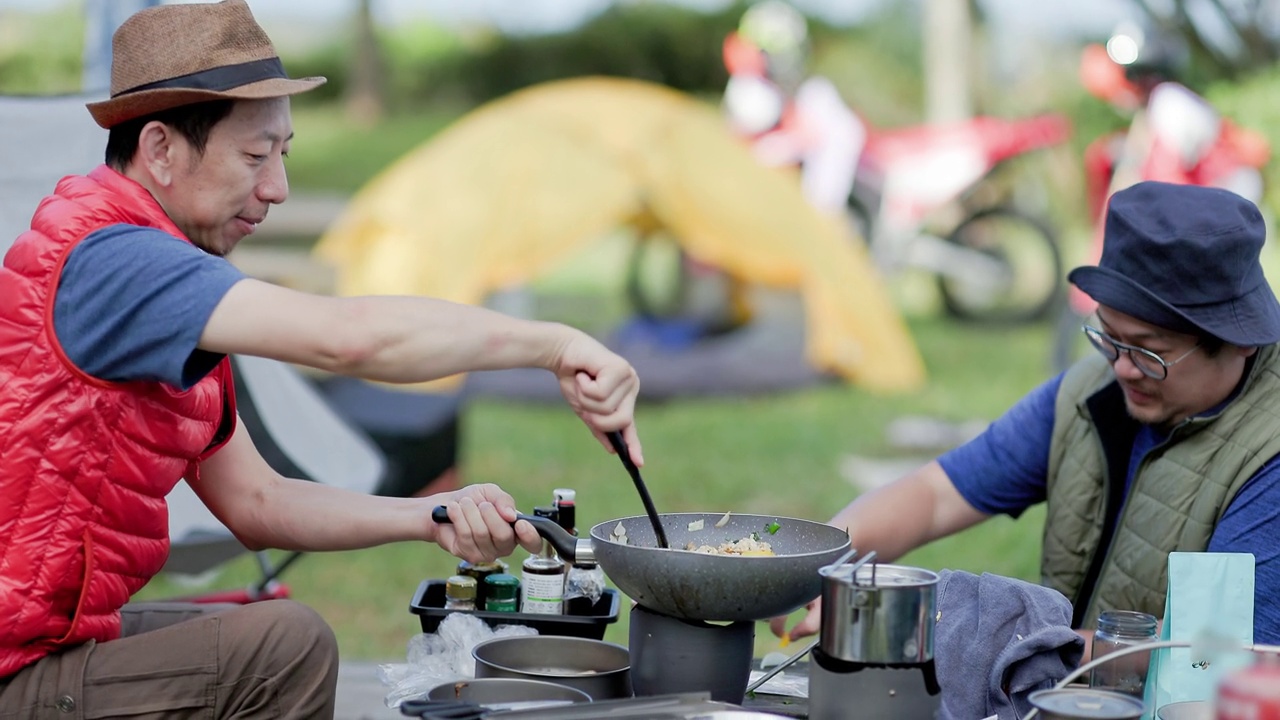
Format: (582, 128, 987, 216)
(163, 355, 387, 603)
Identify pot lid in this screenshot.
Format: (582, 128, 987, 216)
(1029, 689, 1145, 719)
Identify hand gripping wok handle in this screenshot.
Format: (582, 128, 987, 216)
(430, 505, 592, 563)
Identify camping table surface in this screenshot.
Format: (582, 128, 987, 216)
(739, 658, 810, 717)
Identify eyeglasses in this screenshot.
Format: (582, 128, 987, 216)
(1081, 324, 1199, 380)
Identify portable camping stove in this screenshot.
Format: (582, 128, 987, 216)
(808, 552, 942, 719)
(628, 603, 757, 704)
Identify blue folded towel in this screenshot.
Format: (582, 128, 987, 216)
(934, 570, 1085, 720)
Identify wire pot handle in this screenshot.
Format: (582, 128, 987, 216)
(1022, 638, 1280, 720)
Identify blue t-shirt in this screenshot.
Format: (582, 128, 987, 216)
(53, 224, 246, 389)
(939, 373, 1280, 644)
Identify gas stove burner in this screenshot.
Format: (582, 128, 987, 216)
(629, 604, 756, 705)
(808, 648, 941, 719)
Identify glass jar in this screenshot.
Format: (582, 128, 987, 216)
(1090, 610, 1158, 698)
(444, 575, 478, 611)
(457, 559, 508, 607)
(521, 507, 566, 615)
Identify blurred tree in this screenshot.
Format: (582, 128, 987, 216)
(0, 6, 84, 95)
(924, 0, 974, 122)
(345, 0, 384, 126)
(1130, 0, 1280, 81)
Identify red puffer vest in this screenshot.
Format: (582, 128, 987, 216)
(0, 165, 236, 678)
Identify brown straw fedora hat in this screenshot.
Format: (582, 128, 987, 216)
(86, 0, 326, 128)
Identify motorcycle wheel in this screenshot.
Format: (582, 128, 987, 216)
(937, 206, 1063, 324)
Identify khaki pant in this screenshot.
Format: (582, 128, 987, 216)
(0, 600, 339, 719)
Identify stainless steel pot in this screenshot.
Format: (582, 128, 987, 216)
(471, 635, 632, 700)
(425, 678, 591, 705)
(818, 561, 938, 664)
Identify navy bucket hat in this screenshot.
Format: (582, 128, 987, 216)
(1068, 181, 1280, 347)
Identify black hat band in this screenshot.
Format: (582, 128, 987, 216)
(115, 56, 287, 97)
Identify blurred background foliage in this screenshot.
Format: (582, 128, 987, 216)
(7, 0, 1280, 221)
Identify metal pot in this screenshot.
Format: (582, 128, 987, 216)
(425, 678, 591, 705)
(1028, 688, 1146, 720)
(818, 561, 938, 664)
(432, 506, 852, 622)
(471, 635, 632, 700)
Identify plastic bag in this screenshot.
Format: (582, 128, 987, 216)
(378, 612, 538, 709)
(565, 564, 606, 605)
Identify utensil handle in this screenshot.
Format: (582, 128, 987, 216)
(745, 638, 819, 694)
(430, 505, 580, 561)
(1021, 639, 1192, 720)
(606, 430, 670, 549)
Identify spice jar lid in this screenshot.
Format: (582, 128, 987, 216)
(483, 573, 521, 602)
(1028, 689, 1145, 719)
(458, 559, 509, 576)
(445, 575, 478, 601)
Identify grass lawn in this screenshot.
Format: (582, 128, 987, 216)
(136, 312, 1056, 660)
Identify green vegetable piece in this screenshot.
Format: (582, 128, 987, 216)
(765, 521, 781, 535)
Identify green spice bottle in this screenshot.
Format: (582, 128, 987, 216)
(483, 573, 521, 613)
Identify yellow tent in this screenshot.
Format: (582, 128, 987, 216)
(314, 76, 925, 393)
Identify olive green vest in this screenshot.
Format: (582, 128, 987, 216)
(1044, 344, 1280, 628)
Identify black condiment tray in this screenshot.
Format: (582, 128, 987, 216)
(409, 579, 621, 640)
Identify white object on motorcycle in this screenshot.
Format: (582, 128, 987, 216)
(793, 76, 866, 214)
(1147, 82, 1220, 171)
(723, 74, 785, 137)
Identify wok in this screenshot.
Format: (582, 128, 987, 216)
(432, 507, 851, 622)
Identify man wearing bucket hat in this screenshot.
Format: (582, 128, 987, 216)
(0, 1, 643, 716)
(776, 180, 1280, 648)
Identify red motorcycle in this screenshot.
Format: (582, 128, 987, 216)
(722, 26, 1071, 324)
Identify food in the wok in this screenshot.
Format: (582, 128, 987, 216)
(685, 535, 774, 556)
(608, 515, 782, 555)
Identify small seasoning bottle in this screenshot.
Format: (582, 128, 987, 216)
(1090, 609, 1158, 697)
(443, 575, 478, 611)
(553, 488, 576, 537)
(457, 559, 508, 607)
(520, 506, 566, 615)
(483, 573, 521, 613)
(554, 488, 605, 614)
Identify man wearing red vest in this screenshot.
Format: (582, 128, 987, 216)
(0, 2, 644, 717)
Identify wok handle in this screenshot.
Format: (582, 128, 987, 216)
(430, 505, 582, 562)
